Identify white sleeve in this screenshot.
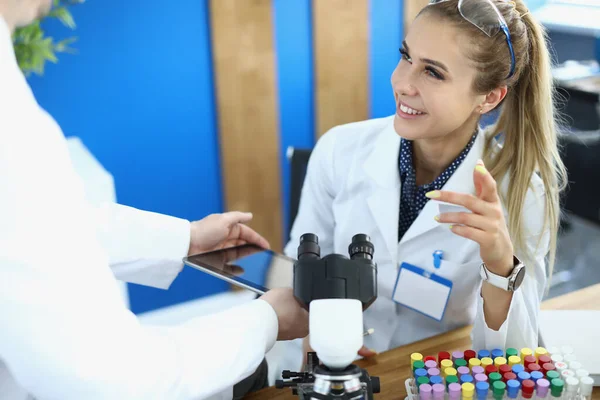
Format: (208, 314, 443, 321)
(0, 102, 277, 400)
(284, 130, 338, 258)
(93, 202, 192, 289)
(471, 184, 549, 350)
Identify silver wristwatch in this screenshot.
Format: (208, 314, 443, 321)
(479, 255, 526, 292)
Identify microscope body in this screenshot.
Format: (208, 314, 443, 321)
(276, 233, 381, 399)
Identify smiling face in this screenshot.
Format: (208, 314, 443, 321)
(391, 13, 486, 141)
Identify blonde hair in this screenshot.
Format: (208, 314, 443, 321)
(421, 0, 567, 279)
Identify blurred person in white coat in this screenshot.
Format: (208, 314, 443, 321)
(286, 0, 566, 359)
(0, 1, 308, 399)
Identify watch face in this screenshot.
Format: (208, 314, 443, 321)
(513, 266, 526, 289)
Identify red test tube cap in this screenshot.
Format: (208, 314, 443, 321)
(524, 355, 537, 366)
(527, 363, 542, 373)
(486, 365, 498, 375)
(542, 363, 556, 374)
(538, 355, 552, 365)
(499, 364, 512, 375)
(464, 350, 476, 361)
(522, 379, 535, 399)
(424, 356, 437, 363)
(503, 372, 517, 382)
(438, 351, 451, 362)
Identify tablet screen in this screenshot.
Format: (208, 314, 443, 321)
(183, 244, 295, 295)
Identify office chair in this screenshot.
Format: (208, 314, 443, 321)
(286, 146, 313, 239)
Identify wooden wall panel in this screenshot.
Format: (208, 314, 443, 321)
(209, 0, 283, 251)
(405, 0, 430, 34)
(313, 0, 369, 138)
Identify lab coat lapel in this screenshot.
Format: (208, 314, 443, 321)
(399, 131, 486, 246)
(364, 121, 401, 261)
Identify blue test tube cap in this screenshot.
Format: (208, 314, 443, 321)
(460, 374, 474, 384)
(478, 350, 491, 359)
(491, 348, 504, 359)
(430, 375, 443, 385)
(530, 371, 544, 382)
(511, 364, 525, 375)
(476, 381, 490, 399)
(507, 379, 521, 398)
(518, 371, 531, 382)
(415, 368, 428, 379)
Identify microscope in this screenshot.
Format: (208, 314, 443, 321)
(276, 233, 381, 400)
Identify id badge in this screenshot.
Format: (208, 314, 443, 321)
(392, 262, 453, 321)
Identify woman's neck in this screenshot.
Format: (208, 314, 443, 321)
(412, 121, 478, 186)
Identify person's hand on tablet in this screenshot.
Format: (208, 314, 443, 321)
(188, 212, 270, 256)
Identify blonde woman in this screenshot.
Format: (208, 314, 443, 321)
(286, 0, 565, 356)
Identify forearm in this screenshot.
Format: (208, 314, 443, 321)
(481, 255, 514, 331)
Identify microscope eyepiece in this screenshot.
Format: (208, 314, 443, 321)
(348, 234, 374, 260)
(298, 233, 320, 259)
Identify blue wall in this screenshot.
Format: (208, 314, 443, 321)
(29, 0, 404, 314)
(29, 0, 228, 314)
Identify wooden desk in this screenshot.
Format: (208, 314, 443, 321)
(246, 283, 600, 399)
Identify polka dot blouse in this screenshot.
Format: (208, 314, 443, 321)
(397, 133, 477, 241)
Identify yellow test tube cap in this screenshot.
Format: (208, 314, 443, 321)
(521, 348, 533, 360)
(481, 357, 493, 367)
(494, 357, 507, 367)
(441, 359, 454, 369)
(411, 352, 423, 366)
(445, 367, 458, 377)
(469, 358, 482, 368)
(508, 356, 521, 366)
(535, 347, 548, 359)
(462, 382, 475, 397)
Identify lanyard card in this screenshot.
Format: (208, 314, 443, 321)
(392, 262, 453, 322)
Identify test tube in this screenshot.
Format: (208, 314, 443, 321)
(542, 363, 556, 376)
(414, 361, 426, 372)
(508, 356, 521, 367)
(494, 357, 508, 368)
(512, 364, 525, 375)
(506, 379, 520, 399)
(469, 358, 482, 370)
(428, 368, 441, 379)
(478, 350, 491, 360)
(564, 377, 579, 400)
(537, 355, 552, 367)
(475, 381, 490, 400)
(521, 379, 535, 399)
(441, 359, 454, 374)
(457, 366, 470, 378)
(554, 362, 568, 374)
(425, 355, 437, 363)
(489, 372, 502, 386)
(438, 351, 451, 363)
(425, 360, 438, 370)
(528, 363, 542, 374)
(534, 347, 548, 360)
(560, 370, 575, 381)
(491, 349, 504, 360)
(415, 368, 428, 389)
(518, 371, 532, 383)
(546, 347, 560, 357)
(452, 351, 464, 362)
(521, 348, 534, 361)
(530, 371, 544, 383)
(499, 364, 512, 376)
(472, 366, 485, 376)
(412, 353, 424, 367)
(575, 369, 589, 379)
(486, 366, 499, 376)
(546, 371, 560, 382)
(550, 378, 564, 399)
(474, 373, 488, 384)
(559, 346, 573, 357)
(563, 354, 576, 364)
(503, 372, 517, 383)
(524, 356, 538, 367)
(506, 348, 519, 359)
(550, 354, 563, 364)
(446, 375, 459, 387)
(419, 383, 433, 400)
(567, 361, 581, 372)
(432, 383, 445, 400)
(462, 382, 475, 400)
(579, 376, 594, 400)
(448, 382, 461, 400)
(464, 349, 477, 362)
(536, 378, 550, 399)
(430, 375, 444, 386)
(460, 374, 474, 385)
(492, 381, 506, 400)
(445, 367, 458, 380)
(481, 357, 494, 369)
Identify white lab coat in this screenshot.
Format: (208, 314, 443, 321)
(0, 17, 277, 400)
(285, 116, 550, 353)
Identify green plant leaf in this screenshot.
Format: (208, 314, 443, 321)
(48, 7, 76, 29)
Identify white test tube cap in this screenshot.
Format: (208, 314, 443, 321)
(561, 346, 574, 355)
(555, 361, 569, 372)
(576, 369, 589, 379)
(565, 377, 579, 392)
(564, 354, 577, 364)
(546, 346, 561, 357)
(309, 298, 363, 370)
(551, 354, 563, 363)
(569, 361, 582, 371)
(580, 376, 594, 396)
(561, 370, 576, 379)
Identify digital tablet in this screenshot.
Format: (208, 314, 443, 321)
(183, 244, 295, 295)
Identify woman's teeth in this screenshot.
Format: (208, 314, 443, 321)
(400, 104, 423, 115)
